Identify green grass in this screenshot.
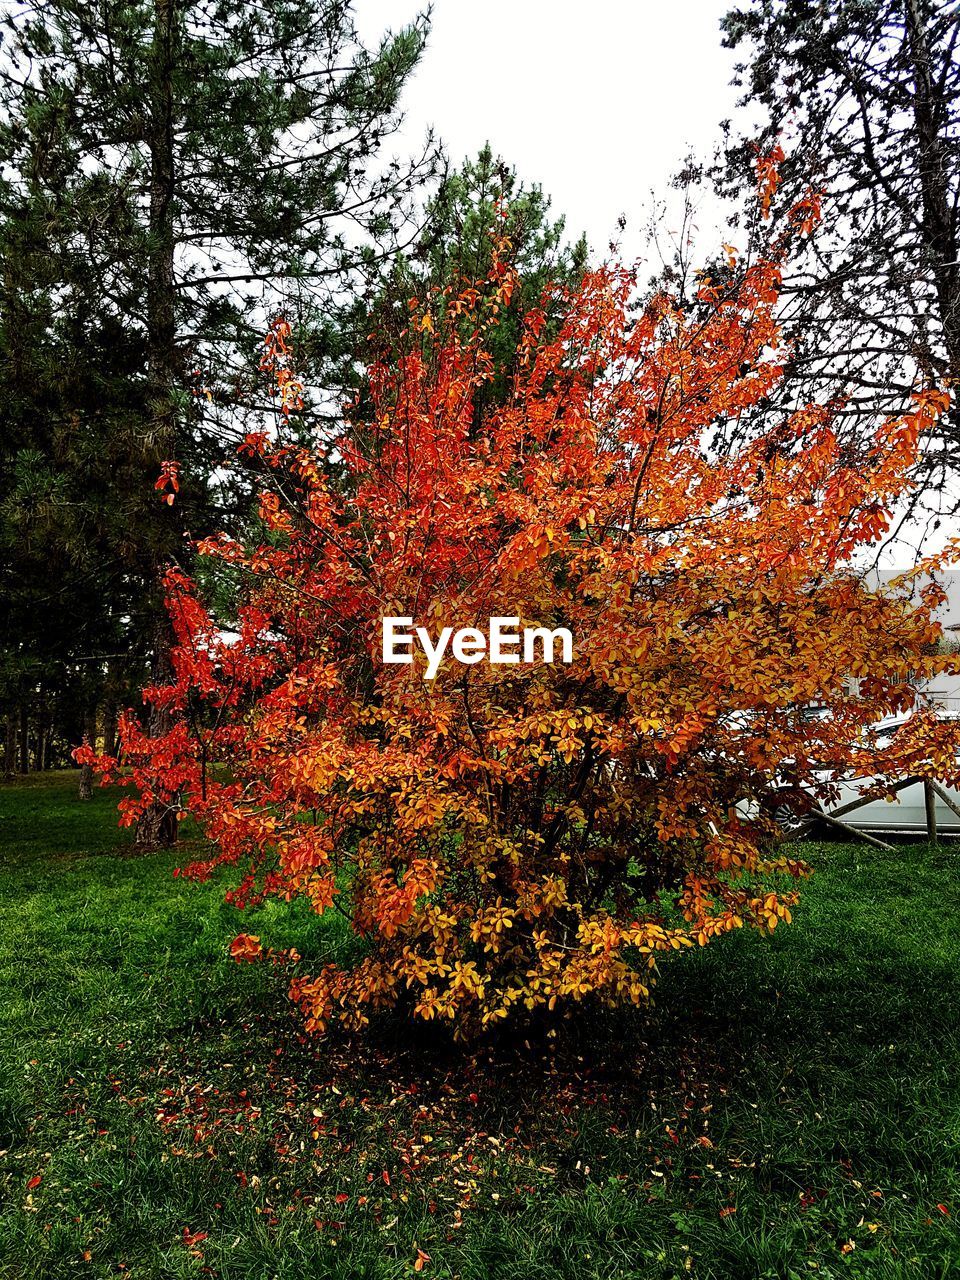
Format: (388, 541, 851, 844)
(0, 771, 959, 1278)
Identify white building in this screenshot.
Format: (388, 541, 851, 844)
(869, 569, 960, 717)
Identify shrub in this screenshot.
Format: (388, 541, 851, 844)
(80, 180, 958, 1037)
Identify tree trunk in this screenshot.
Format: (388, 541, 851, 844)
(924, 777, 938, 845)
(18, 704, 29, 774)
(904, 0, 960, 432)
(3, 714, 14, 778)
(78, 705, 97, 801)
(38, 700, 50, 771)
(103, 671, 118, 759)
(135, 795, 177, 845)
(135, 0, 179, 849)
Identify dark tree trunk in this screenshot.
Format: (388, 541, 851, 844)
(3, 714, 14, 778)
(135, 797, 177, 846)
(103, 671, 118, 759)
(18, 705, 29, 774)
(77, 705, 97, 800)
(146, 0, 177, 444)
(38, 700, 50, 771)
(103, 706, 117, 759)
(904, 0, 960, 434)
(135, 0, 179, 849)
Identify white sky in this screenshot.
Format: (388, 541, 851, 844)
(355, 0, 741, 263)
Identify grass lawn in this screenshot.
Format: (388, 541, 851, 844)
(0, 773, 959, 1278)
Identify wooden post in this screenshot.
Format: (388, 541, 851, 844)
(924, 779, 938, 844)
(929, 780, 960, 824)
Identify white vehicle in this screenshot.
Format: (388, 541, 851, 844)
(765, 716, 960, 838)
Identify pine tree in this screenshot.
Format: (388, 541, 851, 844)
(350, 145, 588, 414)
(0, 0, 439, 838)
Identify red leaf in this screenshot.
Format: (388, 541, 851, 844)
(229, 934, 262, 963)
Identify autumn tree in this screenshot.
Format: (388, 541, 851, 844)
(717, 0, 960, 525)
(80, 177, 959, 1037)
(0, 0, 438, 836)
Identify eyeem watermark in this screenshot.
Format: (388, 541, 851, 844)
(382, 616, 573, 680)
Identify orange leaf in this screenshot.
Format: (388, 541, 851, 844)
(229, 934, 262, 963)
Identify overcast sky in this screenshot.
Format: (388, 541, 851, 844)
(355, 0, 742, 264)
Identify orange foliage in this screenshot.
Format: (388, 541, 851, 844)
(78, 167, 960, 1037)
